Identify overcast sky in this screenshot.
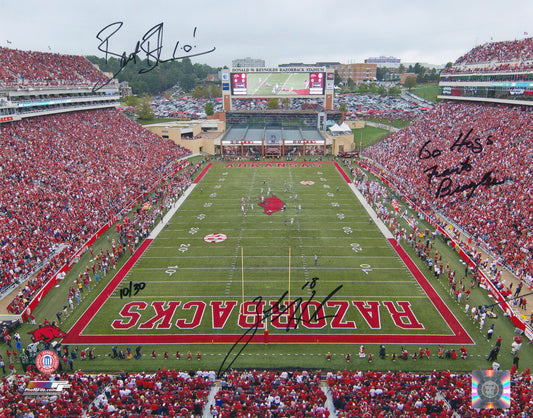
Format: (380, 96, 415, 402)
(1, 0, 532, 68)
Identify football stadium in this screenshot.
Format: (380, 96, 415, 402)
(0, 35, 533, 417)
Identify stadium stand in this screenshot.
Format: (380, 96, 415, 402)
(212, 369, 329, 417)
(0, 47, 110, 87)
(6, 164, 199, 316)
(328, 369, 533, 417)
(2, 39, 533, 417)
(449, 37, 533, 69)
(363, 101, 533, 280)
(0, 369, 212, 417)
(0, 368, 531, 416)
(0, 109, 191, 310)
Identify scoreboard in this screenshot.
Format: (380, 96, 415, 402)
(309, 72, 324, 95)
(229, 68, 326, 97)
(232, 73, 248, 95)
(221, 67, 335, 110)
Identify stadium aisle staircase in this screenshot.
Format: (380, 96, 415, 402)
(321, 382, 338, 417)
(202, 382, 221, 417)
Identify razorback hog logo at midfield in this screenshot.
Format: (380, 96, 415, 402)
(28, 325, 66, 342)
(259, 196, 285, 215)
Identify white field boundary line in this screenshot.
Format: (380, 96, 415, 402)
(147, 245, 392, 249)
(149, 184, 197, 239)
(153, 236, 386, 240)
(348, 183, 394, 239)
(130, 267, 409, 271)
(108, 295, 430, 299)
(118, 279, 414, 284)
(141, 255, 401, 259)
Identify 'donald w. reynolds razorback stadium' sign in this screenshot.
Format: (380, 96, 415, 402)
(231, 67, 326, 73)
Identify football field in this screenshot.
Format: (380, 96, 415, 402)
(247, 73, 311, 96)
(64, 162, 472, 348)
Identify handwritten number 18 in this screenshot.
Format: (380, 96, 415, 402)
(302, 277, 319, 290)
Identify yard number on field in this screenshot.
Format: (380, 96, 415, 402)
(178, 244, 190, 253)
(350, 243, 362, 253)
(165, 265, 178, 276)
(360, 264, 373, 274)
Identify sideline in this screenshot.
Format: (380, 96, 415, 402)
(357, 158, 533, 339)
(337, 161, 473, 345)
(348, 183, 394, 239)
(149, 184, 197, 239)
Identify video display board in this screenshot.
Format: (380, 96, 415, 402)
(231, 68, 325, 97)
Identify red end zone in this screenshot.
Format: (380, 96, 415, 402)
(63, 162, 473, 345)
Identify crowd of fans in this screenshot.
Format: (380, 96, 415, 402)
(0, 369, 212, 417)
(47, 163, 201, 321)
(363, 101, 533, 279)
(212, 369, 329, 417)
(451, 37, 533, 67)
(2, 44, 533, 417)
(441, 61, 533, 74)
(0, 47, 110, 87)
(0, 368, 530, 416)
(328, 369, 532, 417)
(6, 160, 204, 318)
(0, 108, 191, 311)
(441, 37, 533, 74)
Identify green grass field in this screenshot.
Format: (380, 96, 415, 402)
(411, 84, 439, 102)
(9, 158, 531, 375)
(363, 118, 412, 129)
(353, 125, 391, 149)
(242, 73, 319, 96)
(81, 163, 452, 341)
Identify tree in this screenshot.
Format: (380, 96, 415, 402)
(208, 84, 221, 98)
(180, 73, 197, 91)
(266, 98, 279, 109)
(375, 67, 387, 81)
(445, 62, 453, 69)
(346, 78, 356, 92)
(181, 57, 194, 74)
(358, 83, 368, 94)
(339, 103, 347, 113)
(399, 64, 406, 74)
(334, 70, 342, 86)
(130, 79, 149, 95)
(136, 94, 154, 120)
(205, 101, 214, 116)
(281, 98, 290, 110)
(123, 95, 140, 107)
(377, 86, 387, 96)
(192, 86, 209, 98)
(388, 86, 401, 97)
(85, 55, 221, 96)
(404, 75, 417, 90)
